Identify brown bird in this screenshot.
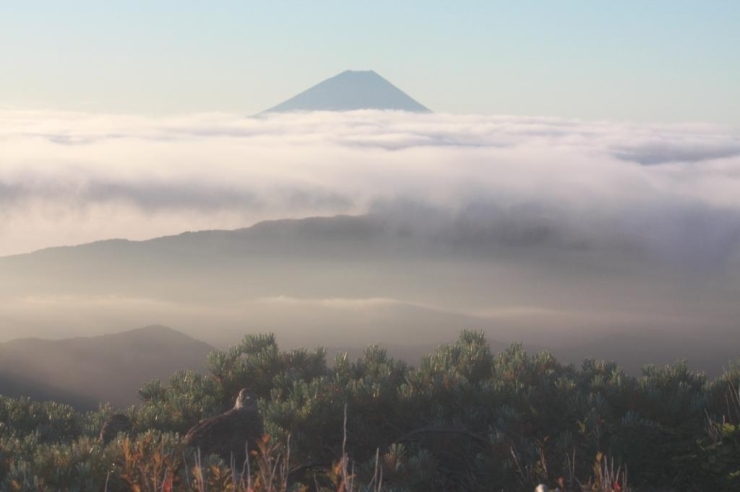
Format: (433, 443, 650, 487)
(99, 413, 133, 445)
(183, 389, 264, 467)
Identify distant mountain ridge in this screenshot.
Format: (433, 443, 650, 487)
(0, 325, 214, 410)
(263, 70, 431, 113)
(1, 214, 738, 378)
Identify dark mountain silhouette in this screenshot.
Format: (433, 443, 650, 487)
(0, 371, 99, 410)
(0, 326, 214, 410)
(263, 70, 431, 113)
(1, 214, 738, 377)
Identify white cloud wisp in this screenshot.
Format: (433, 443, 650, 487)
(1, 109, 739, 266)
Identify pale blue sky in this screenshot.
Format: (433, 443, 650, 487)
(1, 1, 738, 124)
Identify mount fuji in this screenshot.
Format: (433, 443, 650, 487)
(263, 70, 431, 113)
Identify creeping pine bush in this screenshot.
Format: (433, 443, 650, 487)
(1, 330, 739, 491)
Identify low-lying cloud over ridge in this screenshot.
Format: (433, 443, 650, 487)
(1, 109, 740, 265)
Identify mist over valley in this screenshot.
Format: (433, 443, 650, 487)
(1, 103, 739, 378)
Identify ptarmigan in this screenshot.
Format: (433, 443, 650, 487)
(183, 389, 263, 466)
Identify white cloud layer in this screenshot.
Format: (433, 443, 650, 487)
(1, 109, 740, 261)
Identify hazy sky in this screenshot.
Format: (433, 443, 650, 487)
(1, 1, 739, 124)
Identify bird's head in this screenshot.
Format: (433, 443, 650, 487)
(234, 389, 259, 412)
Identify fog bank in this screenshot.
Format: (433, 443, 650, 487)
(2, 110, 739, 260)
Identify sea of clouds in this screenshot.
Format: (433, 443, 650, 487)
(1, 109, 740, 266)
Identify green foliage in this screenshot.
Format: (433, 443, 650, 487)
(1, 331, 738, 491)
(0, 397, 83, 443)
